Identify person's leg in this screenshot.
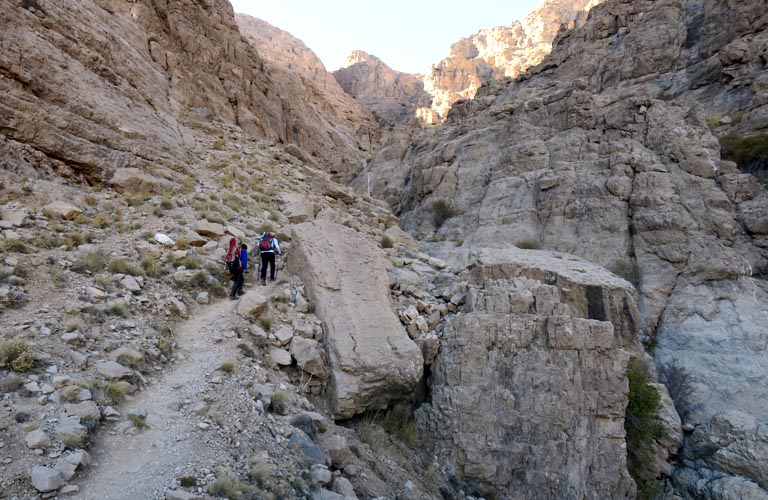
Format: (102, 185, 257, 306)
(230, 271, 240, 297)
(260, 253, 268, 283)
(269, 253, 276, 280)
(236, 272, 245, 295)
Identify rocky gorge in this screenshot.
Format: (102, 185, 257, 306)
(0, 0, 767, 500)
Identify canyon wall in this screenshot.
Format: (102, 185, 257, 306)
(357, 0, 768, 497)
(0, 0, 372, 184)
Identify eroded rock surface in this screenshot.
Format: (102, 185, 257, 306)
(289, 220, 423, 419)
(359, 0, 768, 495)
(418, 248, 641, 498)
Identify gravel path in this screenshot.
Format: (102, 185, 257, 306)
(71, 297, 240, 500)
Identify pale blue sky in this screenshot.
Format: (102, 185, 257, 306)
(229, 0, 544, 74)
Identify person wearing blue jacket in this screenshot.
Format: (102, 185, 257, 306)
(230, 243, 247, 299)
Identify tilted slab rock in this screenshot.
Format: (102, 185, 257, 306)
(110, 167, 174, 194)
(289, 220, 423, 419)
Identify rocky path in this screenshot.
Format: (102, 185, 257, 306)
(71, 296, 241, 500)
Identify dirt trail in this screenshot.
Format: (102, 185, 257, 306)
(71, 297, 240, 500)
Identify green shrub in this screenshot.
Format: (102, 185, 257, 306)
(160, 197, 174, 210)
(431, 199, 459, 228)
(213, 138, 226, 150)
(0, 340, 35, 372)
(128, 413, 147, 429)
(385, 405, 420, 446)
(219, 360, 235, 373)
(247, 459, 271, 487)
(381, 235, 394, 248)
(141, 256, 163, 278)
(175, 255, 202, 269)
(208, 474, 259, 499)
(72, 250, 110, 274)
(625, 358, 667, 499)
(103, 381, 126, 405)
(269, 390, 287, 415)
(109, 258, 143, 276)
(515, 238, 541, 250)
(258, 315, 272, 332)
(106, 301, 130, 317)
(720, 132, 768, 175)
(179, 476, 197, 488)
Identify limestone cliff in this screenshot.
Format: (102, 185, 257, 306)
(0, 0, 372, 184)
(357, 0, 768, 497)
(235, 13, 380, 180)
(334, 51, 432, 127)
(333, 0, 602, 125)
(422, 0, 602, 120)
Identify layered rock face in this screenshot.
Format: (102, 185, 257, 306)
(288, 220, 423, 419)
(0, 0, 371, 184)
(418, 248, 641, 498)
(235, 13, 380, 179)
(334, 51, 432, 127)
(332, 0, 601, 125)
(422, 0, 601, 120)
(359, 0, 768, 496)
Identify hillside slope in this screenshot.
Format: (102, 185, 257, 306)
(0, 0, 373, 185)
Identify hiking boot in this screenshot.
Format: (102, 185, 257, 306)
(237, 291, 245, 296)
(261, 279, 266, 286)
(229, 295, 238, 300)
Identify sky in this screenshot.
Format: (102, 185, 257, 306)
(228, 0, 544, 74)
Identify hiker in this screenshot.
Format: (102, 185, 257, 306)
(230, 243, 247, 299)
(258, 232, 281, 285)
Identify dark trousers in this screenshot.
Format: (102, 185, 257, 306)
(230, 269, 244, 296)
(260, 252, 276, 280)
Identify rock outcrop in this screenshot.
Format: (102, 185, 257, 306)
(333, 0, 602, 125)
(0, 0, 373, 184)
(334, 51, 432, 127)
(235, 14, 380, 178)
(288, 220, 423, 419)
(419, 248, 643, 498)
(358, 0, 768, 496)
(421, 0, 602, 120)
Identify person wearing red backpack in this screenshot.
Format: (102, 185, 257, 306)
(258, 232, 281, 286)
(229, 242, 248, 299)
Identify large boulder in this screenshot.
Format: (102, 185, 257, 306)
(289, 220, 423, 419)
(110, 167, 174, 194)
(43, 201, 82, 220)
(416, 248, 645, 498)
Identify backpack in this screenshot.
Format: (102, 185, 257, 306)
(227, 248, 242, 275)
(258, 233, 273, 252)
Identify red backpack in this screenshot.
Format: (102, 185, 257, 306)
(258, 233, 273, 252)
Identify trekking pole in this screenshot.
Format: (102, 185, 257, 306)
(206, 257, 227, 266)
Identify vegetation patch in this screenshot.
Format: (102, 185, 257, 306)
(515, 238, 541, 250)
(431, 199, 459, 228)
(109, 258, 143, 276)
(207, 474, 260, 499)
(72, 250, 111, 274)
(0, 340, 35, 372)
(103, 381, 126, 405)
(625, 358, 667, 500)
(719, 132, 768, 182)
